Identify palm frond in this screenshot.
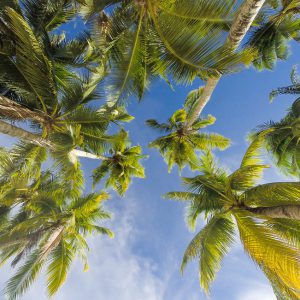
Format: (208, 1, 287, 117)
(248, 0, 300, 70)
(22, 0, 76, 33)
(78, 0, 120, 20)
(145, 119, 172, 133)
(263, 264, 300, 300)
(4, 7, 57, 112)
(241, 130, 273, 167)
(181, 213, 235, 293)
(229, 164, 269, 191)
(46, 240, 74, 297)
(165, 190, 224, 229)
(234, 210, 300, 296)
(4, 249, 44, 300)
(244, 181, 300, 207)
(264, 218, 300, 246)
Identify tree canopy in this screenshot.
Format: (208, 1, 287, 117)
(0, 0, 300, 299)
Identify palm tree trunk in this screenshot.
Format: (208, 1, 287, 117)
(247, 205, 300, 220)
(0, 120, 107, 160)
(0, 120, 54, 149)
(0, 96, 47, 123)
(186, 0, 265, 127)
(70, 149, 108, 160)
(40, 225, 65, 260)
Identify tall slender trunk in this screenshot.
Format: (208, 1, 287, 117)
(70, 149, 108, 161)
(247, 205, 300, 220)
(0, 96, 47, 123)
(0, 120, 107, 160)
(0, 120, 54, 149)
(186, 0, 266, 127)
(40, 225, 65, 260)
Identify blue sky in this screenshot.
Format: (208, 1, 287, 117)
(0, 35, 300, 299)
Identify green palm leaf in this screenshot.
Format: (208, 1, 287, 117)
(4, 7, 57, 112)
(22, 0, 76, 33)
(181, 214, 235, 293)
(4, 249, 45, 300)
(264, 218, 300, 246)
(244, 182, 300, 207)
(229, 164, 269, 190)
(234, 210, 300, 297)
(47, 240, 74, 296)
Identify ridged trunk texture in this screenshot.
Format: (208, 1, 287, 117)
(0, 96, 47, 123)
(0, 120, 105, 160)
(0, 120, 54, 149)
(248, 205, 300, 220)
(40, 225, 65, 259)
(186, 0, 266, 127)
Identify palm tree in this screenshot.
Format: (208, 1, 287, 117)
(165, 136, 300, 298)
(0, 2, 148, 194)
(184, 0, 266, 128)
(247, 0, 300, 70)
(270, 65, 300, 99)
(0, 2, 108, 151)
(93, 129, 146, 195)
(185, 0, 300, 126)
(253, 66, 300, 176)
(79, 0, 253, 102)
(0, 171, 113, 300)
(0, 128, 146, 199)
(146, 89, 230, 171)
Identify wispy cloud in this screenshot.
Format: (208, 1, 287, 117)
(237, 284, 275, 300)
(58, 199, 167, 300)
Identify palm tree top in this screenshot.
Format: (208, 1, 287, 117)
(93, 129, 147, 196)
(147, 89, 230, 172)
(0, 171, 113, 299)
(252, 67, 300, 177)
(270, 65, 300, 100)
(165, 136, 300, 297)
(247, 0, 300, 70)
(79, 0, 253, 103)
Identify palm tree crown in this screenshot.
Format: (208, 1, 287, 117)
(253, 66, 300, 177)
(248, 0, 300, 70)
(79, 0, 253, 103)
(0, 170, 113, 300)
(165, 137, 300, 298)
(147, 88, 230, 171)
(93, 129, 146, 195)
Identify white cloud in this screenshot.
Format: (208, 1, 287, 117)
(57, 199, 167, 300)
(237, 284, 275, 300)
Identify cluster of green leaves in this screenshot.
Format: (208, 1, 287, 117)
(0, 1, 147, 298)
(253, 66, 300, 177)
(1, 0, 300, 299)
(163, 67, 300, 297)
(80, 0, 254, 102)
(0, 0, 146, 196)
(147, 88, 230, 171)
(248, 0, 300, 70)
(0, 150, 113, 299)
(165, 138, 300, 298)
